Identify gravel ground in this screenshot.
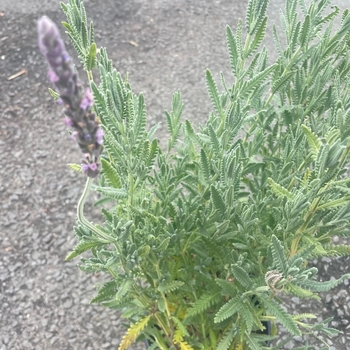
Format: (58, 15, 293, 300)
(0, 0, 349, 349)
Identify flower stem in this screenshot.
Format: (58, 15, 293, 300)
(77, 177, 114, 242)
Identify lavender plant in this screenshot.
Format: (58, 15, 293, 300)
(38, 16, 103, 178)
(39, 0, 350, 349)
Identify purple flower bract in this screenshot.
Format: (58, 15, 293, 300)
(38, 16, 103, 178)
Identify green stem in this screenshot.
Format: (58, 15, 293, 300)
(77, 177, 115, 242)
(87, 69, 93, 82)
(154, 261, 172, 320)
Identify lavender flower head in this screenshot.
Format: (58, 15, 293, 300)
(38, 16, 103, 178)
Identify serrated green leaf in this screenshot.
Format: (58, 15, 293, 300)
(200, 148, 211, 182)
(90, 280, 118, 303)
(145, 138, 158, 168)
(101, 158, 121, 188)
(271, 71, 294, 94)
(216, 326, 236, 350)
(296, 273, 350, 292)
(93, 186, 128, 199)
(116, 279, 133, 298)
(206, 69, 223, 118)
(91, 81, 108, 116)
(248, 16, 267, 57)
(214, 296, 240, 323)
(85, 42, 97, 71)
(245, 0, 255, 33)
(208, 124, 221, 156)
(270, 235, 288, 275)
(299, 14, 310, 47)
(226, 25, 240, 75)
(119, 315, 151, 350)
(48, 88, 60, 100)
(172, 316, 190, 339)
(60, 2, 68, 15)
(286, 284, 320, 300)
(133, 93, 147, 144)
(301, 124, 321, 160)
(241, 63, 276, 96)
(268, 178, 294, 200)
(259, 296, 301, 336)
(231, 264, 253, 289)
(65, 239, 106, 260)
(80, 20, 88, 50)
(211, 186, 226, 218)
(186, 291, 221, 318)
(67, 163, 82, 172)
(215, 278, 237, 297)
(68, 36, 85, 59)
(317, 196, 350, 211)
(157, 280, 184, 293)
(272, 25, 284, 57)
(245, 331, 264, 350)
(185, 119, 196, 139)
(178, 341, 194, 350)
(292, 313, 317, 320)
(101, 296, 133, 309)
(61, 21, 72, 33)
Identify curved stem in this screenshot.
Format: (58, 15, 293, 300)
(77, 177, 114, 242)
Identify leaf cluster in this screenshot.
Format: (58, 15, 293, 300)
(59, 0, 350, 349)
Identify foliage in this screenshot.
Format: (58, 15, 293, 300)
(57, 0, 350, 349)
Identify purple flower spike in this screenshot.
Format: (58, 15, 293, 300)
(80, 88, 94, 110)
(64, 117, 73, 127)
(38, 16, 62, 57)
(48, 69, 59, 83)
(96, 127, 104, 145)
(81, 164, 89, 173)
(89, 163, 98, 171)
(38, 16, 81, 108)
(38, 16, 103, 178)
(81, 158, 100, 178)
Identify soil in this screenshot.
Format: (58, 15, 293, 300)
(0, 0, 349, 349)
